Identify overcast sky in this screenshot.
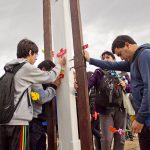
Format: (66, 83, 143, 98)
(0, 0, 150, 75)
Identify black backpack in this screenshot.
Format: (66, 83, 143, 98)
(95, 69, 123, 108)
(0, 62, 26, 124)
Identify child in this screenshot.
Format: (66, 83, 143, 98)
(30, 60, 61, 150)
(0, 39, 66, 150)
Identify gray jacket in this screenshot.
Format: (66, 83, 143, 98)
(4, 58, 61, 125)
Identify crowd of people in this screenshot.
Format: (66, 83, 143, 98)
(0, 35, 150, 150)
(83, 35, 150, 150)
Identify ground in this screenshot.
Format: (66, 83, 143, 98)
(125, 135, 140, 150)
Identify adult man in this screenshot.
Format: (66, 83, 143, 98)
(0, 39, 66, 150)
(83, 35, 150, 149)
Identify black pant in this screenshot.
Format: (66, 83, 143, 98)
(138, 125, 150, 150)
(126, 114, 133, 140)
(91, 117, 101, 150)
(29, 119, 47, 150)
(0, 125, 29, 150)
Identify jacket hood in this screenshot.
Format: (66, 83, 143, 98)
(139, 43, 150, 50)
(4, 58, 27, 72)
(131, 43, 150, 63)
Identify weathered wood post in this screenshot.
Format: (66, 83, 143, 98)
(70, 0, 93, 150)
(43, 0, 57, 149)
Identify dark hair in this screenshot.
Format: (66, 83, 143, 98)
(38, 60, 55, 71)
(111, 35, 137, 53)
(101, 51, 115, 60)
(17, 39, 38, 58)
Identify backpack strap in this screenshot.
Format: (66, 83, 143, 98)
(96, 68, 107, 76)
(27, 89, 31, 107)
(14, 88, 28, 110)
(96, 67, 106, 74)
(12, 63, 29, 109)
(13, 62, 26, 74)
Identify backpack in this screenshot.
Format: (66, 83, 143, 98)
(87, 71, 97, 115)
(0, 62, 26, 124)
(95, 69, 123, 108)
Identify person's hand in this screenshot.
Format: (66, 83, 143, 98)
(83, 50, 90, 62)
(58, 56, 66, 68)
(73, 71, 78, 90)
(119, 80, 126, 90)
(74, 80, 78, 90)
(52, 77, 61, 87)
(131, 119, 144, 134)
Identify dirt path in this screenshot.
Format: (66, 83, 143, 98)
(125, 136, 140, 150)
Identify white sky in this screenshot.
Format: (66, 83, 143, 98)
(0, 0, 150, 75)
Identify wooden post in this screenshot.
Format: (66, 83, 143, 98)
(43, 0, 57, 149)
(70, 0, 93, 150)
